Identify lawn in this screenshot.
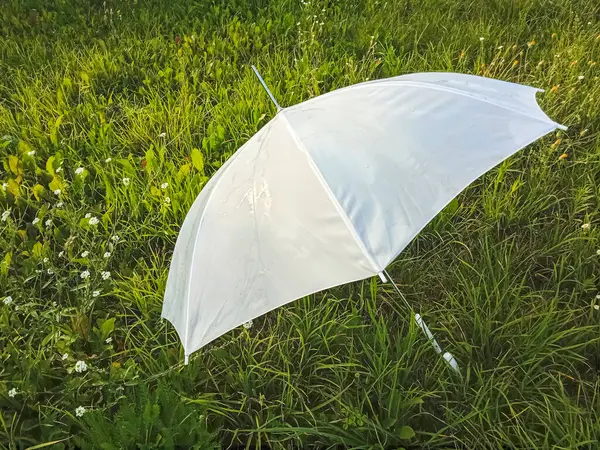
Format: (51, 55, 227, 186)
(1, 0, 600, 448)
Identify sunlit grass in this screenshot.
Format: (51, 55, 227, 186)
(1, 0, 599, 448)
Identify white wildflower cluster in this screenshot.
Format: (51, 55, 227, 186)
(75, 360, 88, 373)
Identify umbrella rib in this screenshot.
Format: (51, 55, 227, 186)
(279, 112, 381, 275)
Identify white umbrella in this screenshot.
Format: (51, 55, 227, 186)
(162, 68, 565, 369)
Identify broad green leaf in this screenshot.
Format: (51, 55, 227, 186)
(145, 148, 156, 171)
(32, 184, 45, 201)
(177, 163, 191, 181)
(50, 115, 63, 146)
(8, 155, 20, 175)
(443, 198, 459, 216)
(102, 174, 114, 201)
(18, 140, 33, 155)
(397, 425, 415, 440)
(7, 179, 20, 197)
(150, 186, 160, 197)
(0, 252, 11, 276)
(382, 417, 397, 428)
(190, 148, 204, 173)
(216, 125, 225, 140)
(32, 242, 44, 259)
(99, 318, 116, 338)
(46, 156, 56, 176)
(49, 177, 64, 193)
(406, 397, 424, 407)
(117, 158, 136, 175)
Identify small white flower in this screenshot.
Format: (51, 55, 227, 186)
(497, 45, 504, 49)
(596, 294, 600, 300)
(479, 37, 485, 41)
(158, 132, 166, 138)
(3, 296, 13, 305)
(105, 337, 112, 343)
(81, 251, 89, 258)
(52, 301, 57, 306)
(582, 223, 591, 230)
(111, 235, 120, 242)
(92, 290, 101, 298)
(62, 353, 69, 360)
(105, 157, 112, 163)
(43, 257, 49, 263)
(160, 182, 169, 189)
(53, 189, 61, 195)
(122, 177, 130, 186)
(75, 406, 86, 417)
(1, 210, 10, 222)
(80, 270, 90, 279)
(27, 150, 35, 156)
(103, 252, 111, 258)
(47, 268, 54, 275)
(595, 304, 600, 310)
(88, 217, 99, 226)
(242, 319, 253, 329)
(101, 271, 111, 280)
(55, 201, 63, 208)
(45, 219, 53, 227)
(578, 75, 584, 80)
(85, 213, 92, 219)
(56, 166, 63, 173)
(32, 217, 40, 225)
(75, 167, 84, 175)
(1, 183, 7, 191)
(75, 360, 88, 373)
(58, 251, 65, 258)
(164, 196, 171, 204)
(8, 388, 17, 398)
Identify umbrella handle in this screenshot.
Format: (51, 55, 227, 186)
(381, 270, 461, 375)
(415, 313, 460, 375)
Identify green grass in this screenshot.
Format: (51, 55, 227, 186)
(1, 0, 600, 448)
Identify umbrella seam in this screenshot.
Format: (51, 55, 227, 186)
(194, 121, 274, 349)
(180, 125, 270, 356)
(279, 112, 381, 274)
(287, 78, 565, 130)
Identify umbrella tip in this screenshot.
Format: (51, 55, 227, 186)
(443, 352, 461, 374)
(184, 354, 189, 365)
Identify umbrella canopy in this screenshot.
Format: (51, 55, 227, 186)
(162, 72, 565, 362)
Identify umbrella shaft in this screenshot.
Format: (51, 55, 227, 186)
(251, 65, 282, 111)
